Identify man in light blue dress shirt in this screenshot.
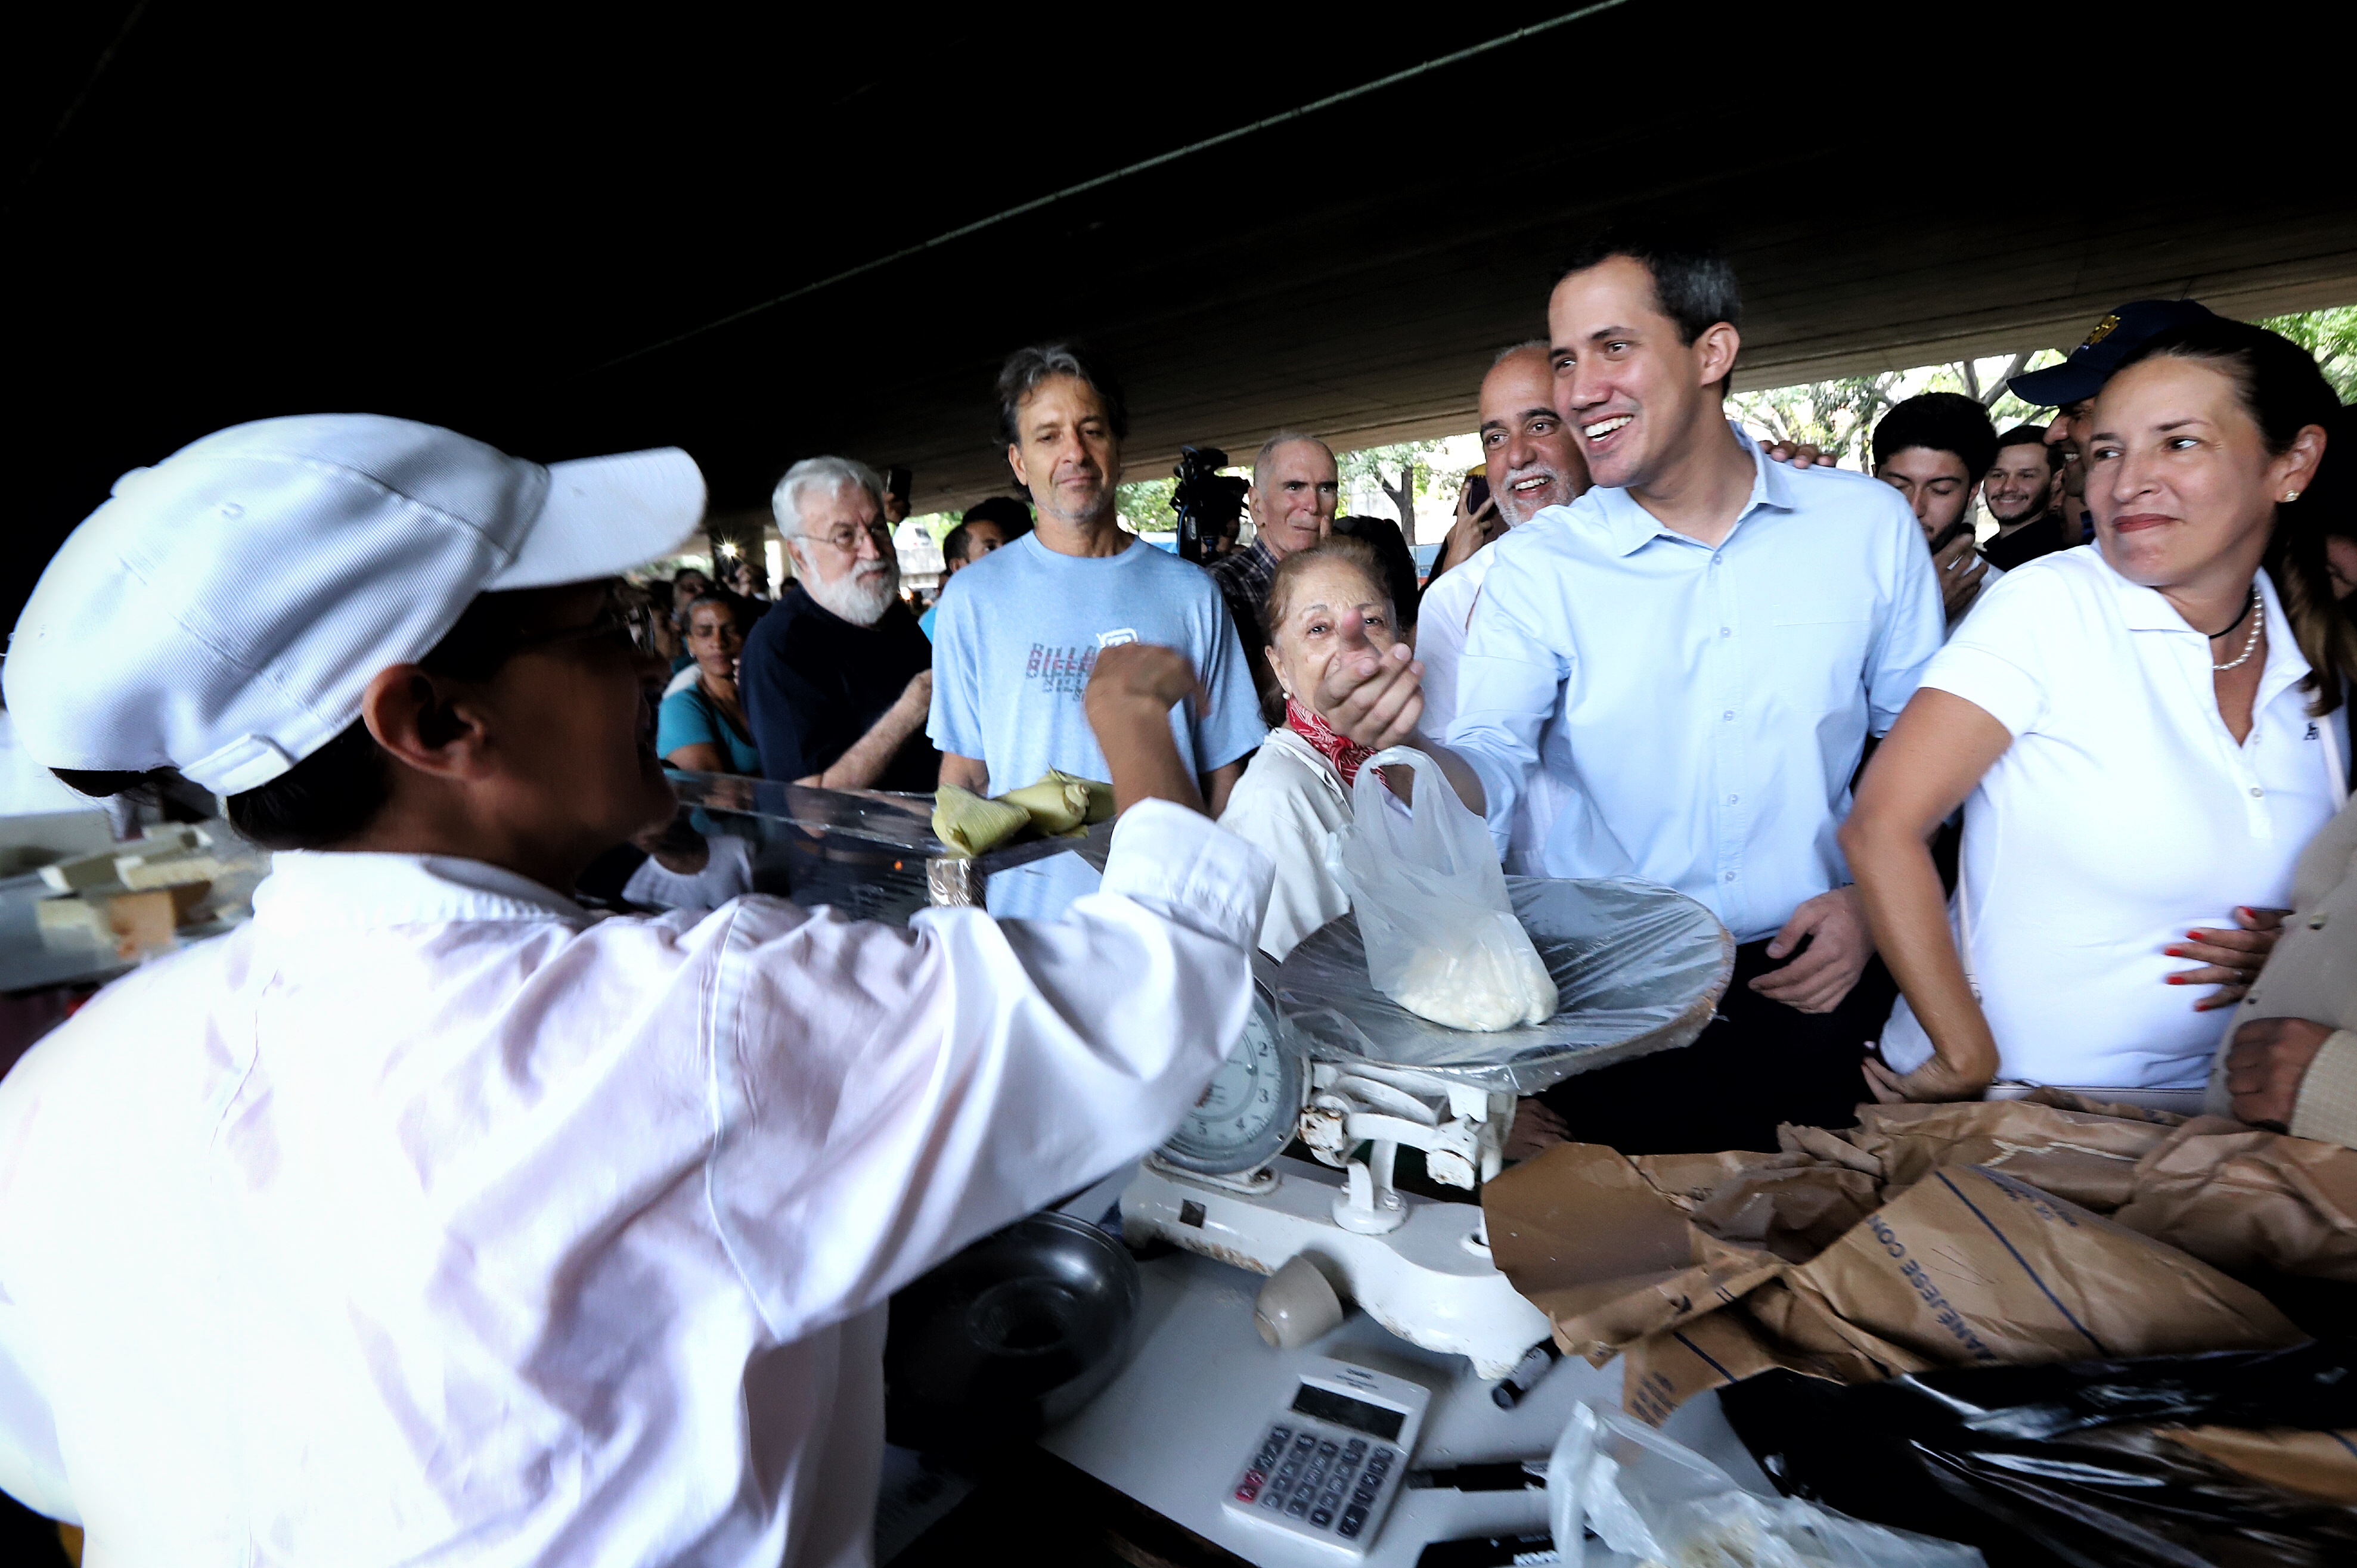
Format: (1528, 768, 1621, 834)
(1446, 229, 1944, 1153)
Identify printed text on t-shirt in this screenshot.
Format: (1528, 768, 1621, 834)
(1027, 643, 1100, 696)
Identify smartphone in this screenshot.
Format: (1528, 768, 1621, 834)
(1465, 475, 1491, 516)
(885, 466, 913, 508)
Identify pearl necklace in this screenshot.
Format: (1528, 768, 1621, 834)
(2211, 583, 2265, 672)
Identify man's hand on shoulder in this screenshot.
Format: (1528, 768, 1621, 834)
(1758, 437, 1838, 469)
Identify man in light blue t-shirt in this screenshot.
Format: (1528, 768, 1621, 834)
(930, 343, 1262, 917)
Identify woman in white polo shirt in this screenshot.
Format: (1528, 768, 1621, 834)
(1843, 319, 2346, 1100)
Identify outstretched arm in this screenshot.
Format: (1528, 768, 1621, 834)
(1311, 642, 1485, 811)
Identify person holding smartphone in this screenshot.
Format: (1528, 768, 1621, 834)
(1871, 393, 2004, 632)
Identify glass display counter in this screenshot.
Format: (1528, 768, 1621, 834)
(659, 772, 1111, 925)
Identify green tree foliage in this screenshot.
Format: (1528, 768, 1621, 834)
(1731, 351, 2068, 469)
(1115, 477, 1178, 533)
(1731, 305, 2353, 471)
(1336, 439, 1454, 507)
(2262, 306, 2357, 400)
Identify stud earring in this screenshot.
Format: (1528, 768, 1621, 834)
(2283, 490, 2303, 503)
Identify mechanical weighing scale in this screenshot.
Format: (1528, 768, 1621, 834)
(660, 775, 1733, 1384)
(1122, 877, 1733, 1381)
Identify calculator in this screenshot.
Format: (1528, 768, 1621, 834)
(1223, 1358, 1430, 1555)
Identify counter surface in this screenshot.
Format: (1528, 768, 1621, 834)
(1037, 1164, 1773, 1566)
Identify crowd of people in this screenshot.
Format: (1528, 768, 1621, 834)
(634, 228, 2355, 1157)
(5, 218, 2353, 1563)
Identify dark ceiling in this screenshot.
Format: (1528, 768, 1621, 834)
(12, 2, 2351, 620)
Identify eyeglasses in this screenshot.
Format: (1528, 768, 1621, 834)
(802, 519, 894, 555)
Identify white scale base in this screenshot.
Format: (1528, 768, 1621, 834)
(1120, 1156, 1552, 1380)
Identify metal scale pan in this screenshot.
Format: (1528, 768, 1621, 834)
(1270, 875, 1736, 1095)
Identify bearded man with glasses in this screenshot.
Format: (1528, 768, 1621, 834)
(738, 455, 937, 788)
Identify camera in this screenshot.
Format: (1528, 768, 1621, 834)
(1173, 446, 1249, 565)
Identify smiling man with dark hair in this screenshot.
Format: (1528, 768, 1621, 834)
(1980, 423, 2068, 572)
(1426, 229, 1946, 1153)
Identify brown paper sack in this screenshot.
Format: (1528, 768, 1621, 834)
(1483, 1143, 1844, 1363)
(1826, 1097, 2181, 1212)
(1826, 1098, 2357, 1282)
(1772, 1164, 2303, 1377)
(2159, 1426, 2357, 1505)
(2112, 1118, 2357, 1282)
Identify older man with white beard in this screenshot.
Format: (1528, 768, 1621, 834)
(1413, 343, 1589, 874)
(739, 455, 938, 788)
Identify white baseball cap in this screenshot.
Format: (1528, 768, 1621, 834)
(3, 414, 705, 794)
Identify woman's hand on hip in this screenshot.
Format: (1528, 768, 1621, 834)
(1862, 1051, 1994, 1104)
(2165, 905, 2288, 1011)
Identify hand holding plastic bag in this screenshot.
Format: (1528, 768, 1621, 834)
(1324, 746, 1556, 1031)
(1546, 1401, 1983, 1568)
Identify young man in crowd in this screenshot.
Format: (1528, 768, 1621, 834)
(917, 497, 1029, 639)
(1871, 391, 2001, 629)
(1406, 229, 1943, 1154)
(739, 455, 936, 788)
(1978, 423, 2067, 572)
(2009, 298, 2216, 546)
(929, 343, 1263, 917)
(1414, 343, 1589, 873)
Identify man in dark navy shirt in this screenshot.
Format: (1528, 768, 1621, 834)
(740, 456, 936, 788)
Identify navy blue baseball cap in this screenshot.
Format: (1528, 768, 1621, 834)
(2008, 299, 2219, 408)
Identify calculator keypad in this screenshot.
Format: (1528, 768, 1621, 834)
(1230, 1422, 1402, 1548)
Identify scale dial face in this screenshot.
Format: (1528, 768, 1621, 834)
(1157, 992, 1302, 1175)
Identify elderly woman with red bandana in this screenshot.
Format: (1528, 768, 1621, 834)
(1217, 536, 1481, 958)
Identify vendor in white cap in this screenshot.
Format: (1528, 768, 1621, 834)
(0, 415, 1273, 1564)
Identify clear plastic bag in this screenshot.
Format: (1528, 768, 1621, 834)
(1323, 746, 1557, 1032)
(1547, 1401, 1984, 1568)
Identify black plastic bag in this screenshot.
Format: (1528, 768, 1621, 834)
(1719, 1342, 2357, 1568)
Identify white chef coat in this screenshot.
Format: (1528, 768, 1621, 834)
(1416, 544, 1573, 877)
(1447, 427, 1943, 942)
(0, 799, 1271, 1566)
(619, 830, 756, 910)
(1880, 551, 2347, 1088)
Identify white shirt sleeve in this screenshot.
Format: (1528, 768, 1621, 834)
(0, 1299, 76, 1526)
(705, 800, 1273, 1343)
(1413, 563, 1480, 745)
(1446, 530, 1570, 859)
(1863, 498, 1948, 736)
(1916, 569, 2056, 737)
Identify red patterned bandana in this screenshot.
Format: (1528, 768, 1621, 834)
(1285, 697, 1377, 787)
